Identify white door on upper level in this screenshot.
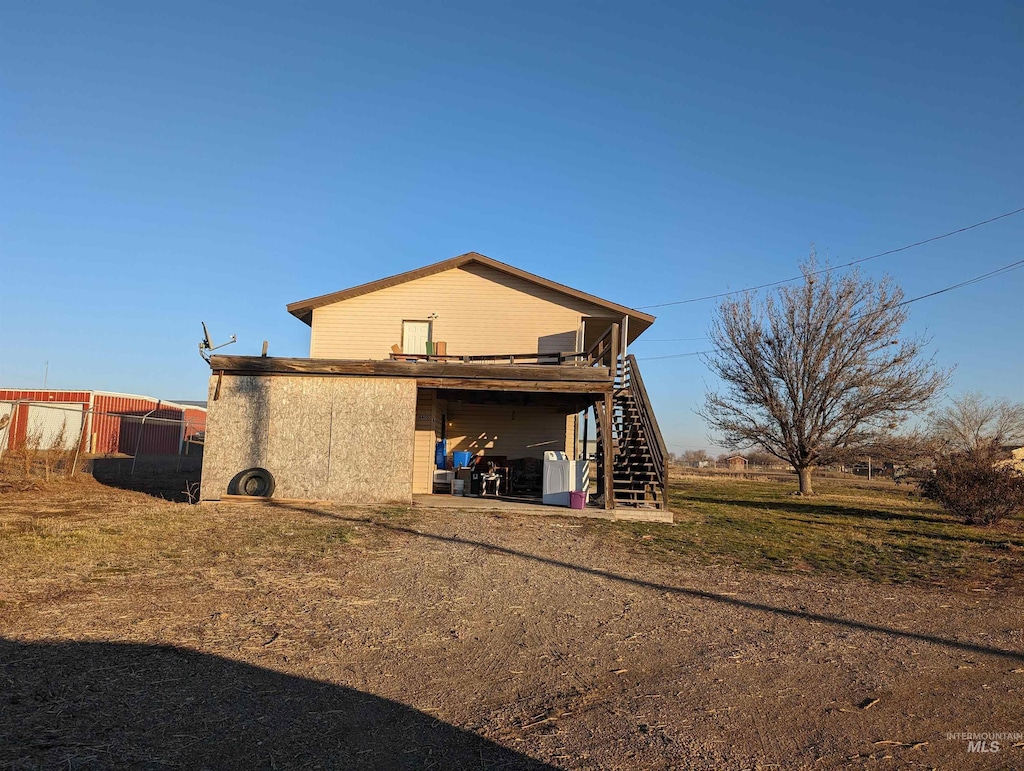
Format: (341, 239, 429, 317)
(402, 320, 431, 355)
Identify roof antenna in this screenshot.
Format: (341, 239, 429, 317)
(199, 321, 237, 362)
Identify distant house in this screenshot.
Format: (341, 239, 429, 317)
(201, 252, 667, 510)
(998, 446, 1024, 472)
(723, 455, 748, 471)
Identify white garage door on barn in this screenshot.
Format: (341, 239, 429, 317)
(26, 403, 84, 450)
(0, 402, 12, 458)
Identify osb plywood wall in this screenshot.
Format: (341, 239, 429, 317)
(310, 262, 614, 359)
(201, 374, 416, 503)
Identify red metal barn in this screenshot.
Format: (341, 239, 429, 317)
(0, 390, 206, 456)
(91, 394, 185, 455)
(0, 390, 90, 452)
(182, 406, 207, 443)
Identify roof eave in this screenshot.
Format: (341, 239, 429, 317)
(286, 251, 656, 333)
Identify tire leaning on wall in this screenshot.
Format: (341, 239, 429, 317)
(231, 467, 276, 497)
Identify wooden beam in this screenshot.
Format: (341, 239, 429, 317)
(603, 390, 615, 511)
(416, 378, 611, 394)
(429, 389, 595, 410)
(219, 494, 329, 505)
(209, 355, 613, 383)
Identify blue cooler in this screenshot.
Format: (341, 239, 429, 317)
(453, 450, 473, 469)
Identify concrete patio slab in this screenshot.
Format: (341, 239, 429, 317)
(412, 494, 673, 523)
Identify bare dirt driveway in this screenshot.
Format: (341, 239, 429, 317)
(1, 480, 1022, 769)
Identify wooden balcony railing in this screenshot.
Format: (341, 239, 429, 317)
(390, 350, 596, 366)
(386, 320, 623, 369)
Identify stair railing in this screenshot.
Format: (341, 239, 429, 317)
(623, 355, 667, 490)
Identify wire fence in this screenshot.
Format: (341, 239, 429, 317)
(0, 400, 205, 480)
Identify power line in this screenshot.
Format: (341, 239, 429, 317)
(639, 349, 716, 361)
(633, 336, 709, 343)
(637, 205, 1024, 310)
(637, 257, 1024, 361)
(896, 259, 1024, 306)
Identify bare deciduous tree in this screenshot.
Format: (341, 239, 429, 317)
(700, 257, 947, 495)
(681, 449, 710, 466)
(851, 430, 936, 460)
(744, 450, 777, 467)
(928, 392, 1024, 455)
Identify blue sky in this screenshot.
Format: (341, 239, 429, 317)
(2, 1, 1021, 453)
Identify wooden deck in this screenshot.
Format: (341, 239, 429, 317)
(208, 355, 615, 394)
(206, 347, 667, 515)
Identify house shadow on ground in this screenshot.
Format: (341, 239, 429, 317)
(0, 638, 550, 770)
(89, 455, 203, 503)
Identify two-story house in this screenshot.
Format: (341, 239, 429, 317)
(200, 252, 665, 510)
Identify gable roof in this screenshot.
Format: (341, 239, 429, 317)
(286, 251, 656, 338)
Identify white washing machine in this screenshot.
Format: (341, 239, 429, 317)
(543, 451, 591, 506)
(543, 451, 571, 505)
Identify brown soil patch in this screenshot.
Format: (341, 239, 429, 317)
(1, 479, 1021, 769)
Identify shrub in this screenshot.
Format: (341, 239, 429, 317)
(920, 445, 1024, 526)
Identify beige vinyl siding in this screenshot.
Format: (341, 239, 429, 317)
(310, 263, 614, 359)
(446, 403, 571, 461)
(566, 413, 578, 459)
(413, 389, 437, 494)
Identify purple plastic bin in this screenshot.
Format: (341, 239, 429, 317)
(569, 490, 587, 510)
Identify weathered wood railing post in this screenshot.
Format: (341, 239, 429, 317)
(603, 389, 615, 510)
(582, 407, 589, 462)
(610, 322, 620, 375)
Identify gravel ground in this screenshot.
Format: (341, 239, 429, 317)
(1, 484, 1021, 769)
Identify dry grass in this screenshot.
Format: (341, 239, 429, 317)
(609, 474, 1024, 587)
(0, 477, 356, 617)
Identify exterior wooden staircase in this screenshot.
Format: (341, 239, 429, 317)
(595, 354, 667, 509)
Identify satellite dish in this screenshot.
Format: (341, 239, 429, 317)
(199, 321, 237, 362)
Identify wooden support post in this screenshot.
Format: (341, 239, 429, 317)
(603, 390, 615, 510)
(610, 322, 620, 376)
(582, 407, 589, 462)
